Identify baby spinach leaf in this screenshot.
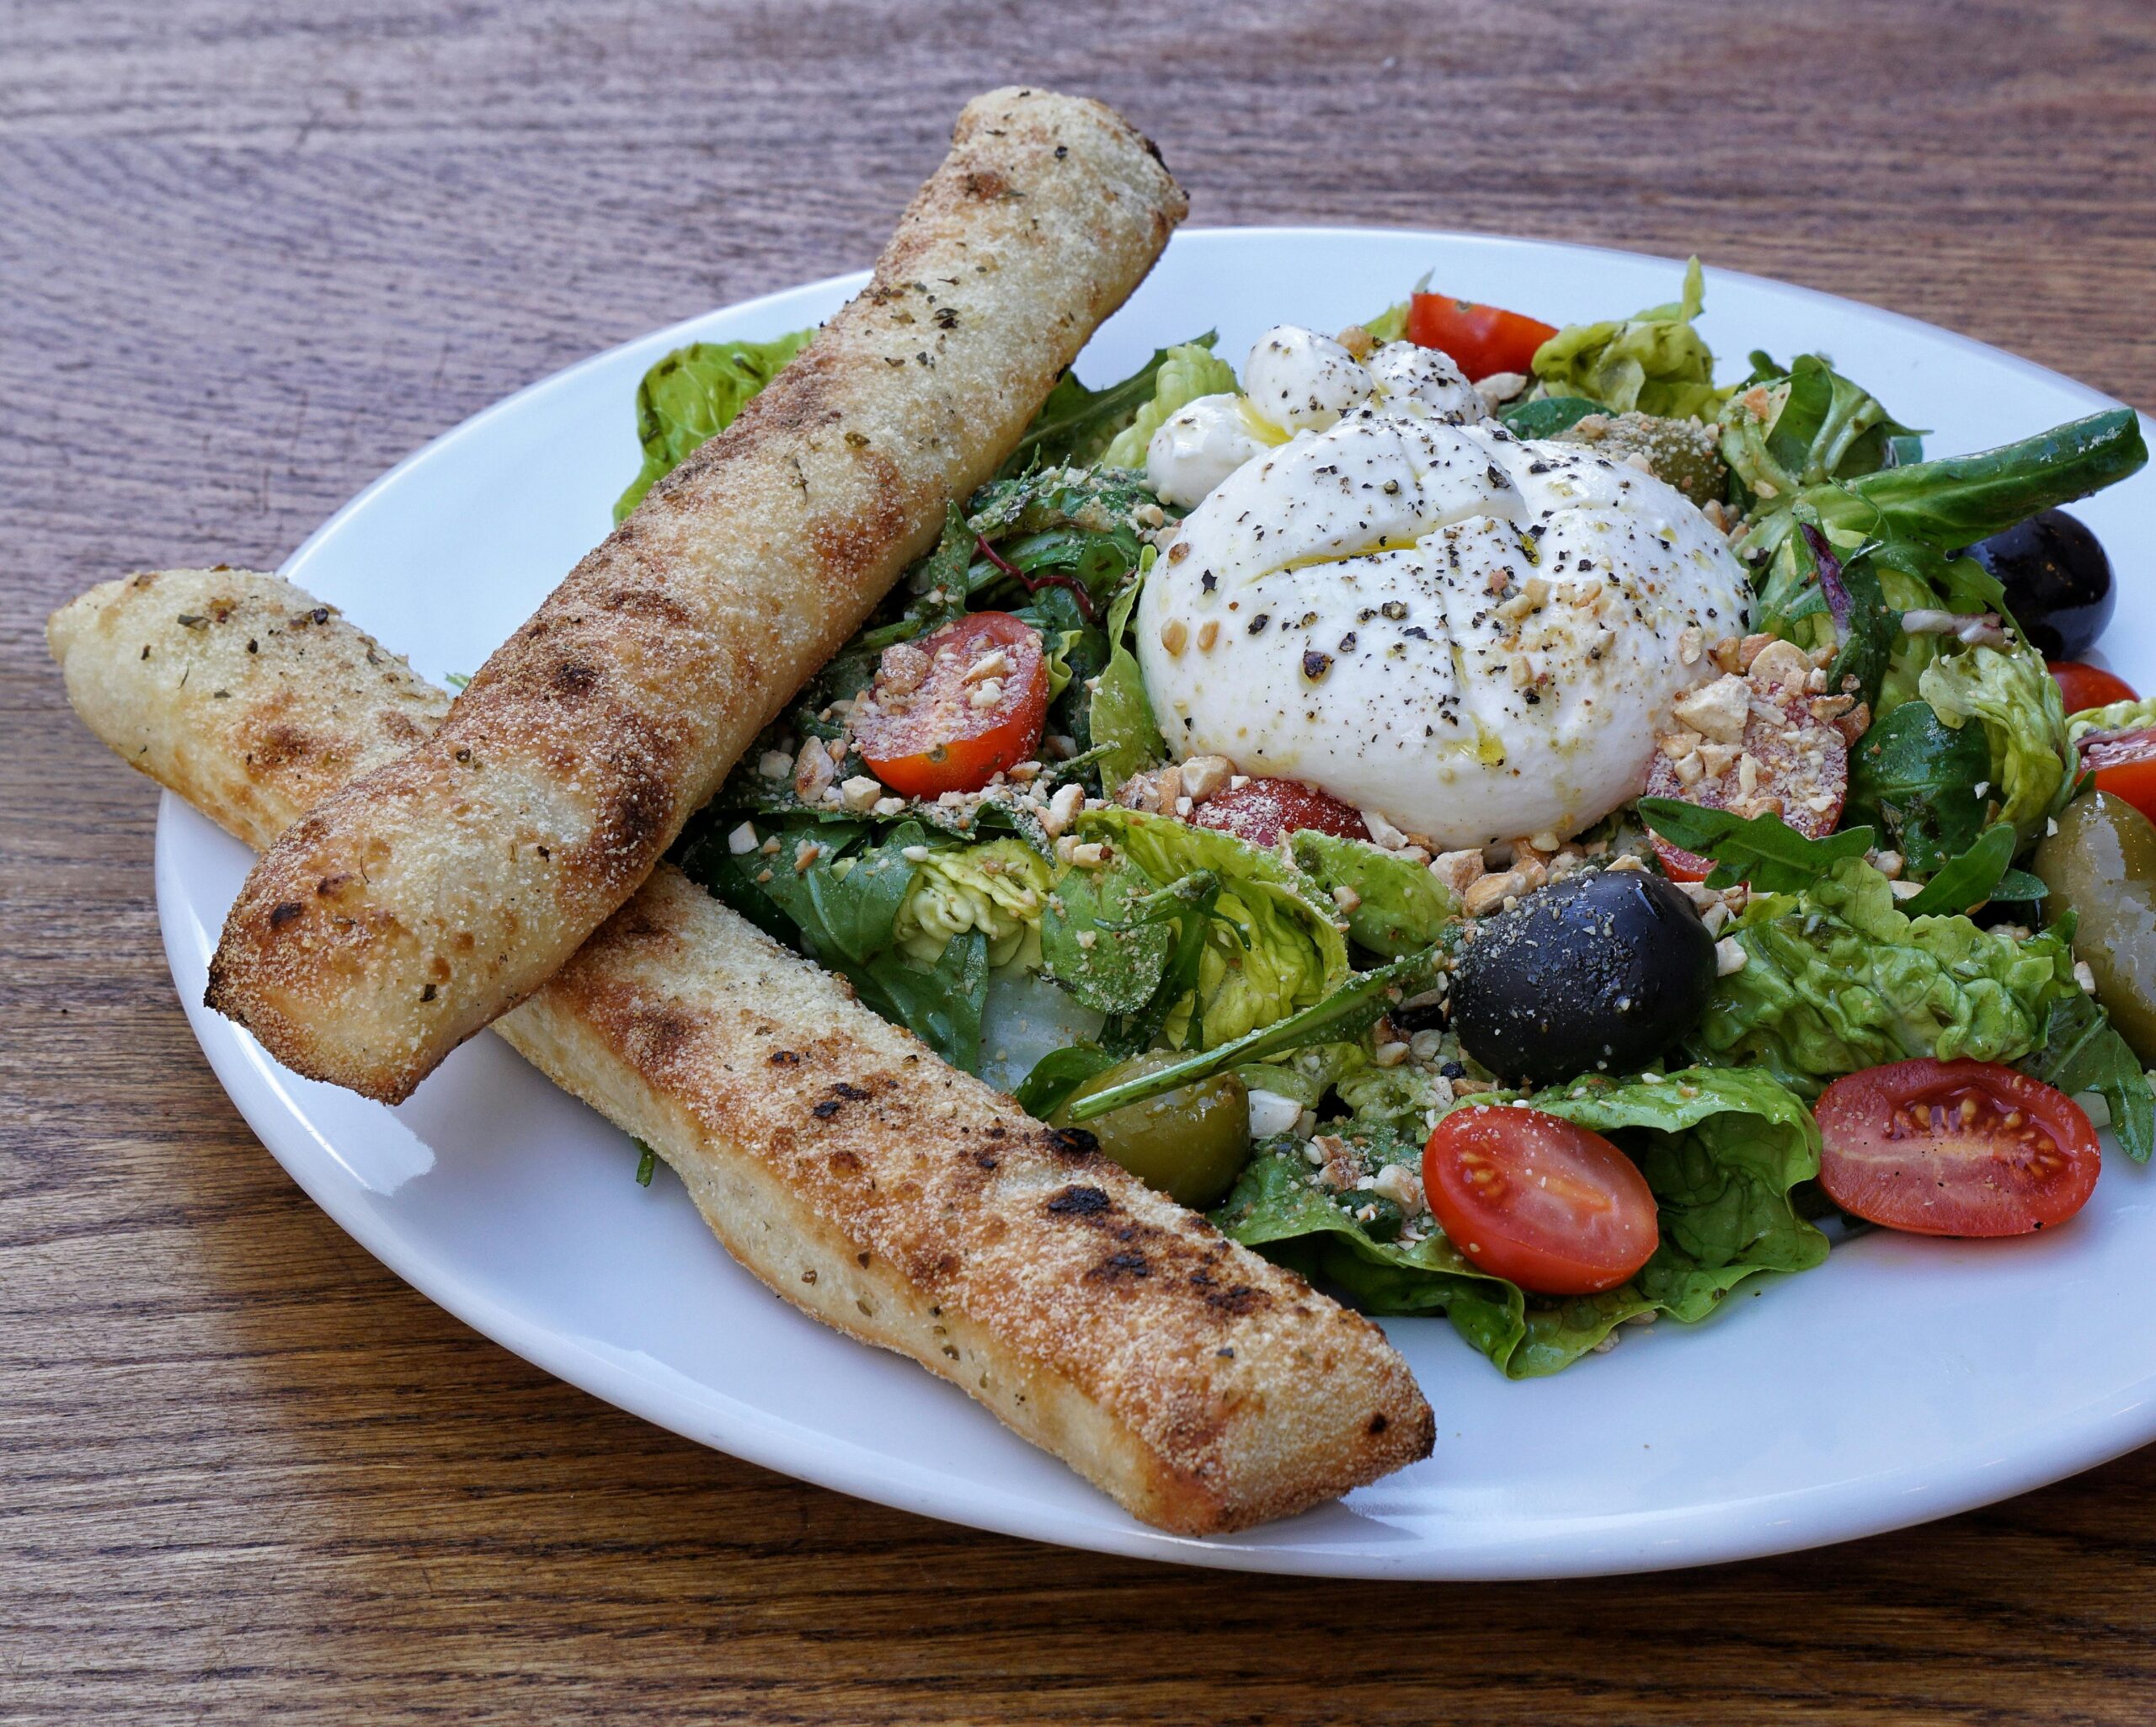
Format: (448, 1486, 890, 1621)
(1844, 698, 1992, 875)
(1500, 397, 1600, 439)
(1898, 824, 2020, 917)
(1038, 860, 1176, 1014)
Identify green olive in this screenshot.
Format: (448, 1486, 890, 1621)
(1052, 1056, 1251, 1209)
(2034, 792, 2156, 1062)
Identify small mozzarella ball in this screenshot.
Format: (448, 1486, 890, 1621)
(1145, 392, 1274, 508)
(1243, 325, 1373, 434)
(1367, 342, 1488, 424)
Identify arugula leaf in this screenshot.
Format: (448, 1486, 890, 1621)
(1636, 797, 1876, 893)
(1005, 333, 1220, 473)
(1898, 824, 2022, 917)
(632, 1138, 659, 1187)
(1064, 946, 1439, 1122)
(2024, 990, 2156, 1162)
(615, 329, 814, 520)
(1845, 698, 1992, 874)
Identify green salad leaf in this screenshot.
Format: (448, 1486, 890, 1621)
(615, 329, 814, 520)
(1087, 552, 1168, 789)
(1529, 257, 1723, 420)
(1720, 353, 1915, 503)
(1213, 1068, 1826, 1378)
(1636, 798, 1875, 893)
(1896, 824, 2041, 916)
(2067, 695, 2156, 746)
(1289, 831, 1460, 957)
(1917, 642, 2076, 840)
(1500, 397, 1601, 440)
(1844, 697, 1993, 874)
(1074, 806, 1350, 1049)
(1064, 944, 1429, 1122)
(1099, 340, 1240, 469)
(1037, 858, 1177, 1014)
(1006, 333, 1221, 473)
(1736, 408, 2147, 568)
(1688, 857, 2081, 1090)
(2023, 990, 2156, 1163)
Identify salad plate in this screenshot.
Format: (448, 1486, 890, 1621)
(155, 227, 2156, 1579)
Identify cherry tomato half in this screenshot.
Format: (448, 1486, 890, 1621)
(1646, 684, 1849, 881)
(2080, 728, 2156, 828)
(1815, 1058, 2100, 1238)
(1422, 1106, 1661, 1296)
(2050, 659, 2137, 713)
(852, 612, 1049, 798)
(1406, 294, 1560, 382)
(1191, 776, 1370, 848)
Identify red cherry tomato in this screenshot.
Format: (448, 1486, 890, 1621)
(2050, 659, 2138, 713)
(1646, 684, 1849, 881)
(1191, 776, 1370, 848)
(2079, 728, 2156, 827)
(852, 612, 1049, 798)
(1815, 1058, 2100, 1238)
(1406, 294, 1560, 382)
(1422, 1106, 1661, 1296)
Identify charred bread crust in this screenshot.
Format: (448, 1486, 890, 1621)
(204, 88, 1188, 1103)
(51, 569, 1433, 1534)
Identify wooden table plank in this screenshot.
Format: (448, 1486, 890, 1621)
(5, 2, 2154, 1719)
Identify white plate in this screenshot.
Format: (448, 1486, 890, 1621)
(156, 227, 2156, 1579)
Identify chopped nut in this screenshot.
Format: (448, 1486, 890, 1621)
(1678, 626, 1704, 665)
(1737, 632, 1775, 672)
(1331, 883, 1363, 913)
(1699, 742, 1738, 779)
(1659, 729, 1703, 760)
(757, 749, 794, 781)
(1708, 634, 1744, 672)
(1889, 879, 1925, 901)
(1336, 322, 1375, 360)
(1372, 1039, 1410, 1069)
(1430, 850, 1485, 898)
(2076, 960, 2099, 994)
(840, 775, 884, 813)
(726, 822, 759, 856)
(1747, 637, 1812, 690)
(1070, 841, 1109, 868)
(1465, 869, 1529, 916)
(967, 678, 1004, 711)
(1870, 849, 1905, 880)
(1197, 619, 1219, 651)
(792, 737, 837, 802)
(1737, 753, 1760, 798)
(1180, 754, 1231, 800)
(1040, 781, 1085, 839)
(873, 797, 906, 817)
(1673, 752, 1705, 786)
(1673, 674, 1752, 744)
(1160, 618, 1188, 658)
(1371, 1162, 1424, 1213)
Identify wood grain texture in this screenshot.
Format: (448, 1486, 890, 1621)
(4, 1, 2153, 1719)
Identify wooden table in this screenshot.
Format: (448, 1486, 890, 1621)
(7, 2, 2154, 1719)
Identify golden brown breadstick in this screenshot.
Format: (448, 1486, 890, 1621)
(51, 568, 1434, 1536)
(207, 88, 1187, 1103)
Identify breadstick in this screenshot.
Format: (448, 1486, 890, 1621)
(51, 568, 1434, 1536)
(207, 88, 1187, 1102)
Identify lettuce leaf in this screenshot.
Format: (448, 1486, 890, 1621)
(1073, 806, 1348, 1047)
(614, 329, 814, 520)
(1213, 1068, 1826, 1377)
(1719, 353, 1915, 504)
(1099, 342, 1240, 469)
(1087, 551, 1167, 789)
(1688, 856, 2081, 1090)
(1289, 831, 1460, 957)
(1528, 257, 1724, 420)
(1006, 333, 1221, 473)
(2067, 695, 2156, 746)
(1917, 642, 2076, 840)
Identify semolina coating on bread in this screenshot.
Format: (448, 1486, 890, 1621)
(206, 87, 1189, 1103)
(50, 568, 1436, 1535)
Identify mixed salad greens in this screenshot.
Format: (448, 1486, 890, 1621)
(629, 264, 2152, 1378)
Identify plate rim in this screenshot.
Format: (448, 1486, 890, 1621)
(156, 223, 2156, 1580)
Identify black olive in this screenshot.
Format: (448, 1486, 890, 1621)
(1964, 508, 2113, 660)
(1449, 869, 1716, 1087)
